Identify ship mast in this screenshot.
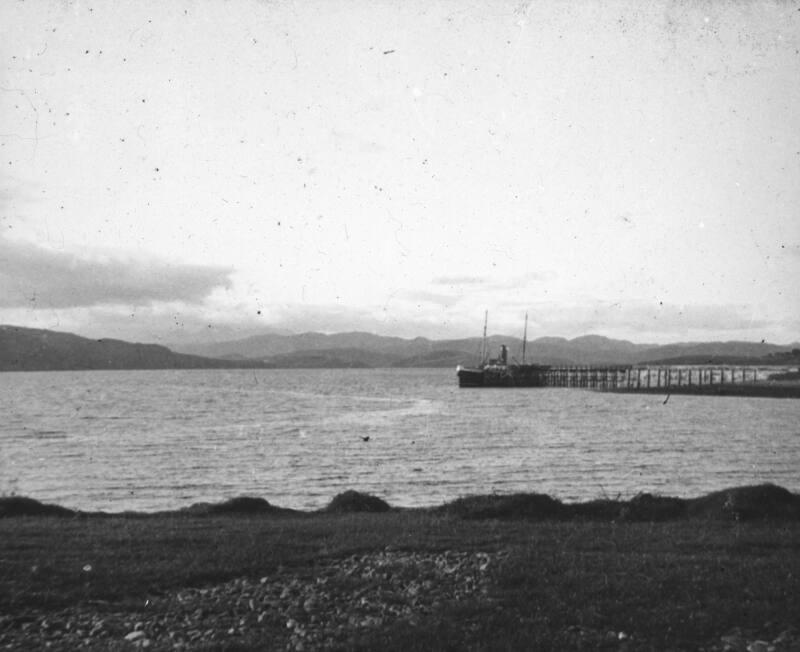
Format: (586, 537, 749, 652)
(522, 312, 528, 364)
(481, 310, 488, 363)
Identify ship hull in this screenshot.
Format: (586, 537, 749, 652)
(456, 366, 485, 387)
(457, 364, 551, 388)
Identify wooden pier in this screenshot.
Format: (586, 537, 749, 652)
(458, 358, 800, 397)
(542, 365, 767, 392)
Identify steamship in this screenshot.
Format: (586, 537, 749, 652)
(456, 313, 551, 388)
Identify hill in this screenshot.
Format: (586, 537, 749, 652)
(2, 324, 797, 371)
(172, 330, 798, 367)
(174, 331, 438, 360)
(0, 325, 269, 371)
(637, 341, 800, 364)
(262, 348, 398, 369)
(172, 331, 636, 365)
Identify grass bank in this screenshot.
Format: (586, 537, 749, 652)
(1, 486, 799, 650)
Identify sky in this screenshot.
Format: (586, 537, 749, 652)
(1, 0, 799, 345)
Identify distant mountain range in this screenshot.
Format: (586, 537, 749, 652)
(1, 324, 797, 372)
(172, 330, 800, 368)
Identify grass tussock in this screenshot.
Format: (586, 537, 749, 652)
(0, 496, 76, 519)
(323, 490, 392, 513)
(179, 496, 298, 517)
(687, 484, 800, 521)
(437, 483, 800, 522)
(438, 492, 564, 520)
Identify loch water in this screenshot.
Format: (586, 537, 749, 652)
(2, 368, 799, 512)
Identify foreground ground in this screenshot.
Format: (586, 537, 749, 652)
(1, 486, 799, 651)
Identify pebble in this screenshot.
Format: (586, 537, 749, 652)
(2, 551, 798, 651)
(714, 628, 799, 652)
(2, 550, 504, 649)
(746, 642, 771, 652)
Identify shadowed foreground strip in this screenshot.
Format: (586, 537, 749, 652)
(1, 485, 798, 650)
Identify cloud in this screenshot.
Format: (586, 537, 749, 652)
(431, 275, 486, 286)
(257, 302, 480, 340)
(0, 236, 233, 309)
(522, 301, 773, 339)
(431, 271, 554, 291)
(395, 289, 458, 307)
(238, 300, 790, 344)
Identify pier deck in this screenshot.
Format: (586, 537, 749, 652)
(540, 365, 800, 398)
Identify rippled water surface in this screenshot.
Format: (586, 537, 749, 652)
(2, 368, 799, 511)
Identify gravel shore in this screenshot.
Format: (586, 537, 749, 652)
(2, 547, 798, 651)
(1, 549, 505, 651)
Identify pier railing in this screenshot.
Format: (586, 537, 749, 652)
(543, 365, 763, 391)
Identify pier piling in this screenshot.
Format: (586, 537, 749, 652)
(541, 365, 762, 393)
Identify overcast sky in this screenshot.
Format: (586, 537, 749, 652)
(1, 0, 798, 345)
